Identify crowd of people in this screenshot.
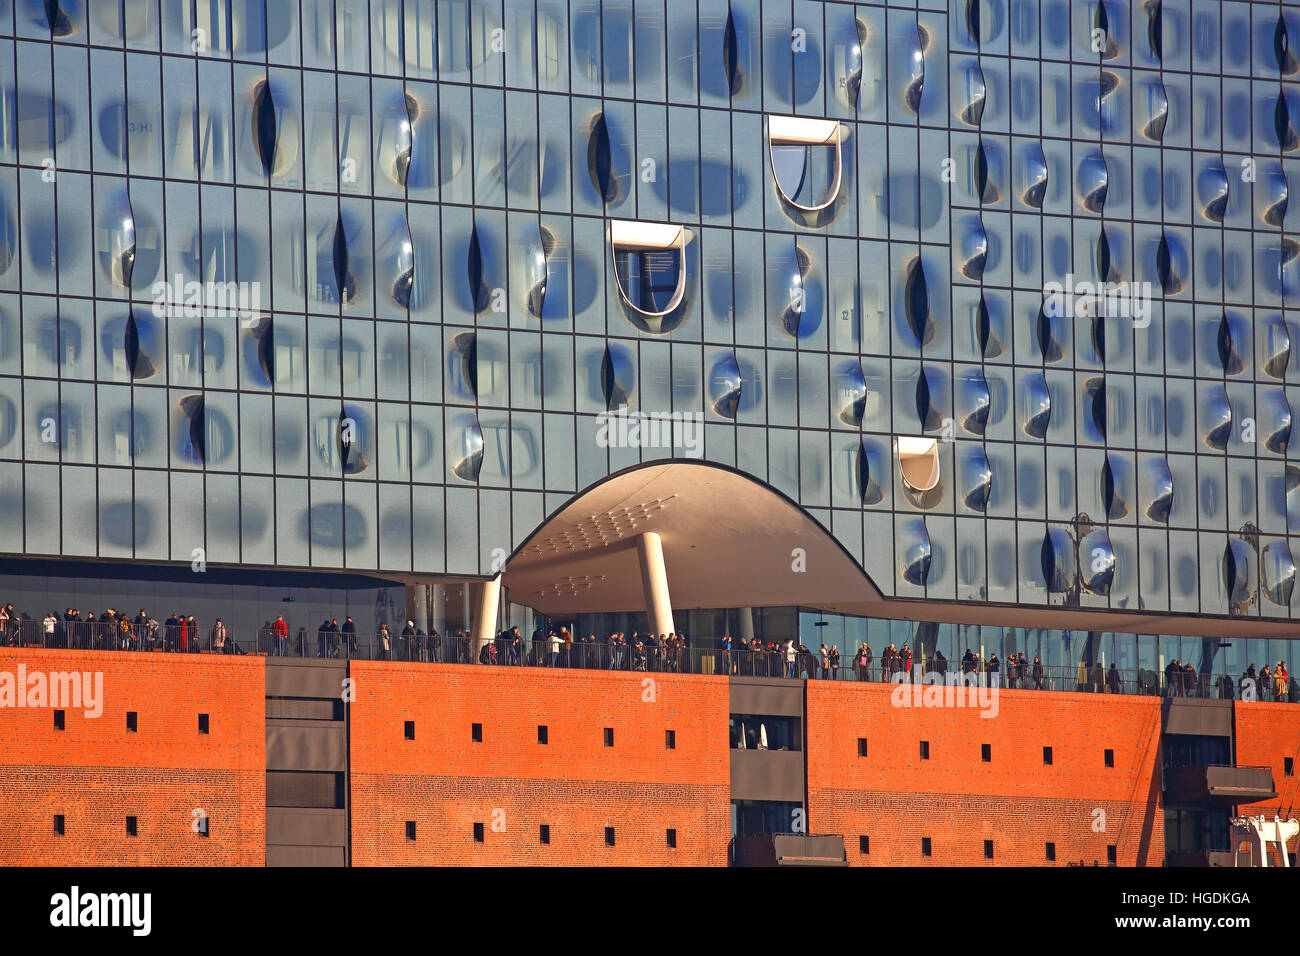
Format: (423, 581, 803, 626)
(0, 600, 1293, 701)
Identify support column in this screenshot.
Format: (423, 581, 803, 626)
(636, 532, 675, 638)
(738, 607, 755, 643)
(472, 575, 502, 656)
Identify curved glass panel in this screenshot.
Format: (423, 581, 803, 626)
(1222, 537, 1256, 611)
(609, 220, 690, 334)
(956, 443, 992, 513)
(448, 411, 484, 482)
(898, 516, 932, 586)
(1079, 528, 1115, 595)
(709, 352, 742, 420)
(1040, 526, 1076, 594)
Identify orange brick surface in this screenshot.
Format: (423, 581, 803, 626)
(805, 681, 1165, 866)
(0, 648, 266, 865)
(348, 663, 731, 865)
(1234, 701, 1300, 820)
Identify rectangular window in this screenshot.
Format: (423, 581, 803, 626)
(920, 740, 929, 760)
(473, 822, 484, 842)
(603, 727, 614, 747)
(126, 816, 138, 837)
(605, 826, 616, 847)
(921, 837, 932, 857)
(540, 824, 550, 845)
(54, 815, 65, 835)
(1107, 845, 1117, 865)
(54, 710, 65, 731)
(404, 720, 415, 740)
(1045, 842, 1056, 861)
(406, 821, 416, 841)
(666, 828, 677, 848)
(981, 743, 991, 762)
(984, 839, 994, 859)
(1286, 757, 1294, 777)
(538, 725, 548, 744)
(858, 738, 868, 757)
(472, 723, 483, 742)
(665, 729, 676, 749)
(859, 835, 869, 854)
(1043, 746, 1053, 765)
(126, 711, 137, 732)
(1105, 749, 1115, 768)
(198, 714, 210, 734)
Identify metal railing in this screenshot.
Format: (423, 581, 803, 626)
(1, 620, 1295, 703)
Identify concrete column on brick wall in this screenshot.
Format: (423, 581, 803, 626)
(430, 584, 446, 636)
(738, 607, 755, 642)
(471, 575, 502, 655)
(636, 531, 675, 638)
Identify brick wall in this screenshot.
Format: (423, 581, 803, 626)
(0, 648, 265, 865)
(349, 663, 730, 865)
(1234, 701, 1300, 821)
(806, 681, 1165, 866)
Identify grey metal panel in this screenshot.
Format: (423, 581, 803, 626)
(265, 659, 348, 699)
(1161, 698, 1233, 737)
(729, 677, 804, 716)
(730, 749, 806, 803)
(267, 698, 339, 720)
(266, 723, 347, 772)
(266, 809, 349, 847)
(266, 844, 348, 867)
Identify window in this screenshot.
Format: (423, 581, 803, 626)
(730, 714, 802, 751)
(858, 738, 868, 757)
(921, 837, 932, 857)
(605, 827, 616, 847)
(539, 825, 550, 845)
(126, 816, 138, 837)
(981, 743, 991, 762)
(538, 725, 548, 745)
(54, 815, 65, 835)
(859, 835, 869, 854)
(920, 740, 930, 760)
(54, 710, 65, 730)
(666, 828, 677, 848)
(198, 714, 210, 734)
(1045, 842, 1056, 861)
(603, 727, 614, 747)
(404, 720, 415, 740)
(126, 711, 137, 732)
(473, 823, 484, 842)
(984, 839, 994, 859)
(1107, 845, 1117, 865)
(472, 722, 483, 742)
(665, 729, 676, 749)
(1286, 757, 1294, 777)
(406, 821, 416, 841)
(1043, 746, 1053, 765)
(1105, 749, 1115, 768)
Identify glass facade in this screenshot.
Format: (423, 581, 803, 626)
(0, 0, 1299, 630)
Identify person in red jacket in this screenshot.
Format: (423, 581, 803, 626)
(272, 615, 289, 657)
(179, 613, 188, 653)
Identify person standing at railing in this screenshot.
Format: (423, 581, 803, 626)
(270, 615, 287, 657)
(1106, 662, 1121, 694)
(342, 617, 357, 659)
(1274, 662, 1289, 702)
(43, 611, 56, 648)
(211, 619, 227, 655)
(377, 622, 392, 660)
(1032, 655, 1044, 690)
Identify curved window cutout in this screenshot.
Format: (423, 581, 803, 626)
(336, 404, 370, 475)
(174, 395, 230, 467)
(395, 93, 418, 187)
(467, 223, 491, 313)
(587, 112, 620, 204)
(1143, 457, 1174, 524)
(1020, 142, 1049, 209)
(974, 140, 998, 204)
(1222, 538, 1256, 611)
(1094, 228, 1115, 284)
(957, 444, 992, 513)
(838, 17, 867, 109)
(521, 224, 552, 320)
(449, 331, 478, 401)
(767, 116, 850, 226)
(898, 517, 932, 587)
(959, 368, 991, 436)
(123, 309, 159, 380)
(328, 215, 356, 306)
(1261, 316, 1291, 379)
(858, 438, 886, 506)
(1262, 540, 1296, 607)
(609, 220, 691, 335)
(1080, 529, 1115, 595)
(903, 21, 926, 115)
(1275, 91, 1298, 153)
(914, 365, 946, 433)
(386, 219, 415, 309)
(976, 293, 1004, 359)
(1155, 231, 1186, 295)
(1021, 372, 1051, 439)
(1260, 389, 1292, 456)
(834, 360, 868, 427)
(252, 80, 279, 178)
(1077, 153, 1109, 213)
(1094, 0, 1118, 60)
(99, 189, 136, 291)
(1200, 384, 1232, 451)
(958, 215, 988, 280)
(710, 352, 742, 420)
(1199, 161, 1229, 223)
(600, 342, 635, 411)
(904, 257, 932, 347)
(1277, 12, 1299, 76)
(960, 63, 986, 126)
(1040, 527, 1076, 594)
(723, 6, 744, 96)
(449, 412, 484, 483)
(1217, 311, 1245, 375)
(1140, 78, 1168, 142)
(43, 0, 74, 36)
(1084, 376, 1108, 440)
(1101, 453, 1128, 520)
(898, 436, 940, 493)
(1146, 0, 1163, 60)
(1263, 166, 1289, 227)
